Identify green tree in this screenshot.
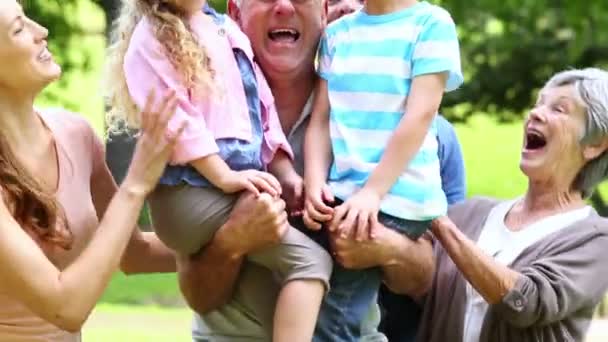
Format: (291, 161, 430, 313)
(439, 0, 608, 121)
(26, 0, 608, 118)
(23, 0, 105, 116)
(27, 0, 608, 212)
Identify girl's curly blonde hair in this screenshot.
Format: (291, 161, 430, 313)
(104, 0, 214, 133)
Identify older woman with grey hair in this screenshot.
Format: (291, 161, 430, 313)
(418, 68, 608, 342)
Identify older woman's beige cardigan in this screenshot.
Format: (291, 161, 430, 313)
(417, 197, 608, 342)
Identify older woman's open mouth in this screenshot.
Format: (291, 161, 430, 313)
(524, 129, 547, 152)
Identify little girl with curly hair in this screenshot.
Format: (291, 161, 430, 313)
(105, 1, 332, 340)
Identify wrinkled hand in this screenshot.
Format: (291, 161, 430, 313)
(329, 188, 381, 241)
(279, 171, 304, 216)
(329, 226, 397, 269)
(218, 170, 282, 198)
(303, 183, 334, 230)
(218, 192, 288, 255)
(430, 216, 454, 235)
(123, 90, 183, 196)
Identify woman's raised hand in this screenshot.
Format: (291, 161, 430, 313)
(122, 90, 184, 196)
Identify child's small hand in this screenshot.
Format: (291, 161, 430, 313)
(279, 171, 305, 216)
(303, 183, 334, 231)
(218, 170, 282, 197)
(329, 188, 381, 241)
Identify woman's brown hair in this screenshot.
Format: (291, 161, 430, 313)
(0, 134, 71, 249)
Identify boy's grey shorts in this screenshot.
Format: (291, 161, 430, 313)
(148, 184, 332, 290)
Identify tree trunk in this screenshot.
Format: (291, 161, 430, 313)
(97, 0, 153, 230)
(95, 0, 120, 39)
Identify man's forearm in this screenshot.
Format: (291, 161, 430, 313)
(121, 231, 176, 274)
(177, 225, 245, 315)
(268, 150, 297, 181)
(381, 231, 435, 298)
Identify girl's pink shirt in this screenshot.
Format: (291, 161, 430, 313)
(124, 13, 293, 166)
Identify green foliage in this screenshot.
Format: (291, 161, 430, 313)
(209, 0, 228, 13)
(100, 273, 181, 306)
(438, 0, 608, 121)
(27, 0, 608, 123)
(455, 115, 526, 198)
(25, 0, 106, 127)
(82, 304, 191, 341)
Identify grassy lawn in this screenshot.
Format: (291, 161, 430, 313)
(82, 304, 608, 342)
(101, 273, 182, 306)
(82, 304, 191, 341)
(455, 115, 527, 199)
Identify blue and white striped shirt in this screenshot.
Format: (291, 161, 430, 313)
(317, 1, 463, 221)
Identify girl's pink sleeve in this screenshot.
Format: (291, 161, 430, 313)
(123, 20, 218, 165)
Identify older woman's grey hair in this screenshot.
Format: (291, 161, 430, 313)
(545, 68, 608, 198)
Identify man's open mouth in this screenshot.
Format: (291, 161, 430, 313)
(268, 29, 300, 43)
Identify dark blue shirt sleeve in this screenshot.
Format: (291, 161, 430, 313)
(436, 115, 466, 204)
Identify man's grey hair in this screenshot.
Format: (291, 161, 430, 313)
(545, 68, 608, 198)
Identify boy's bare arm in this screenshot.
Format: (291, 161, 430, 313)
(304, 78, 333, 188)
(303, 79, 335, 229)
(363, 72, 448, 198)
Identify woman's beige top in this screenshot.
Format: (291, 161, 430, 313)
(0, 109, 116, 341)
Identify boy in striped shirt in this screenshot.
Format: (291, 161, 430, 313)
(303, 0, 463, 339)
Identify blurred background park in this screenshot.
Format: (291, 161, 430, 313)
(24, 0, 608, 340)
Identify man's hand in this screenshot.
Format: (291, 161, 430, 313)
(217, 192, 288, 257)
(329, 225, 400, 269)
(430, 215, 454, 235)
(177, 192, 288, 315)
(330, 226, 435, 297)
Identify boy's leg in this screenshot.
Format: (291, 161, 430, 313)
(313, 214, 429, 342)
(361, 301, 389, 342)
(378, 285, 422, 342)
(376, 215, 430, 341)
(290, 204, 385, 342)
(248, 227, 333, 342)
(313, 264, 383, 342)
(378, 213, 431, 241)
